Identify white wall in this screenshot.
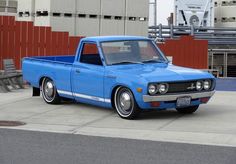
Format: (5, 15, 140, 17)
(215, 0, 236, 28)
(17, 0, 34, 21)
(0, 0, 18, 15)
(16, 0, 149, 36)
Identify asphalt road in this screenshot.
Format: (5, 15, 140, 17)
(0, 129, 235, 164)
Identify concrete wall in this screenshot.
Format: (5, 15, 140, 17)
(15, 0, 149, 37)
(0, 0, 17, 15)
(17, 0, 34, 22)
(215, 0, 236, 28)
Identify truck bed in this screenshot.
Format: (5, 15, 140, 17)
(25, 56, 75, 64)
(22, 55, 75, 91)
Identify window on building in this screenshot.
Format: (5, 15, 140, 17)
(230, 0, 236, 5)
(52, 13, 61, 17)
(18, 12, 23, 17)
(228, 17, 236, 22)
(128, 17, 136, 21)
(24, 11, 30, 17)
(78, 14, 86, 18)
(221, 17, 228, 22)
(222, 1, 228, 6)
(214, 18, 217, 23)
(36, 11, 41, 17)
(114, 16, 122, 20)
(89, 15, 97, 19)
(64, 13, 72, 17)
(139, 17, 147, 21)
(41, 11, 48, 16)
(104, 15, 112, 19)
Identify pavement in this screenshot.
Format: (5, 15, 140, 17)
(1, 88, 236, 147)
(1, 129, 236, 164)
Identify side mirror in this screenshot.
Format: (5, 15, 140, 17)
(166, 56, 173, 64)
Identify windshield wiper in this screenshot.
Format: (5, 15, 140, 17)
(110, 61, 144, 65)
(142, 59, 167, 64)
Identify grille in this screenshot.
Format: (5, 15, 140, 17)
(149, 79, 215, 96)
(167, 81, 198, 93)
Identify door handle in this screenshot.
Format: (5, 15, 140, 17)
(76, 69, 80, 73)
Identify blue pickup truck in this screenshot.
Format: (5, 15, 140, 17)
(23, 36, 215, 119)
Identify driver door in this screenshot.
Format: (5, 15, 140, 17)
(71, 42, 105, 105)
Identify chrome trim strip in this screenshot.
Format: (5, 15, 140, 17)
(104, 99, 111, 103)
(143, 91, 215, 102)
(57, 90, 111, 103)
(74, 93, 104, 102)
(57, 90, 73, 96)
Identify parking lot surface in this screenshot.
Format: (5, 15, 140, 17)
(0, 88, 236, 147)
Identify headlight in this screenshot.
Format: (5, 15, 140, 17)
(196, 81, 203, 91)
(158, 83, 169, 94)
(148, 84, 157, 95)
(204, 80, 211, 90)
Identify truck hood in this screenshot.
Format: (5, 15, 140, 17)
(108, 63, 213, 82)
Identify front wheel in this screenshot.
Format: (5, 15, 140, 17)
(41, 78, 61, 104)
(114, 87, 140, 119)
(176, 105, 199, 114)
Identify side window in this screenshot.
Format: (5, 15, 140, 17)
(80, 43, 103, 66)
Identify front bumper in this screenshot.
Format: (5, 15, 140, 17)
(143, 91, 215, 102)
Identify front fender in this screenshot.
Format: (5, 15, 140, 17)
(104, 75, 148, 107)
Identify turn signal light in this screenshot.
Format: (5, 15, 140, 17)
(151, 102, 161, 107)
(200, 97, 210, 103)
(137, 88, 143, 93)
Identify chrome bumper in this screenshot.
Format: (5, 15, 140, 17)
(143, 91, 215, 103)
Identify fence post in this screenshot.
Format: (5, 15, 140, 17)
(170, 24, 174, 39)
(190, 25, 194, 36)
(158, 23, 162, 38)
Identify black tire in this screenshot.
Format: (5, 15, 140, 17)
(114, 87, 140, 119)
(41, 78, 61, 104)
(176, 105, 199, 114)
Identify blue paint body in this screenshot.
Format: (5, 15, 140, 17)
(22, 36, 215, 110)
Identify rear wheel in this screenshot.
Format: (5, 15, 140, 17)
(114, 87, 140, 119)
(176, 105, 199, 114)
(41, 78, 61, 104)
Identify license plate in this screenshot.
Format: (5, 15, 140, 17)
(176, 97, 191, 107)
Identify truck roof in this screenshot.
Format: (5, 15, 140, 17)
(81, 36, 150, 42)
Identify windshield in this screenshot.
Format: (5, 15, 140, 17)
(101, 40, 168, 65)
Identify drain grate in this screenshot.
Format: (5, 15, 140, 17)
(0, 121, 26, 127)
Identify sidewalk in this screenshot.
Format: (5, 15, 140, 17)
(0, 88, 236, 147)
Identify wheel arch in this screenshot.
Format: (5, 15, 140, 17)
(39, 76, 53, 87)
(110, 84, 137, 109)
(111, 85, 122, 109)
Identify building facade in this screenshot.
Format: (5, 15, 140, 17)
(0, 0, 17, 16)
(214, 0, 236, 27)
(16, 0, 149, 36)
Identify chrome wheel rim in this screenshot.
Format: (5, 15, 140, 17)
(115, 88, 134, 116)
(119, 92, 131, 111)
(43, 79, 55, 102)
(45, 81, 54, 97)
